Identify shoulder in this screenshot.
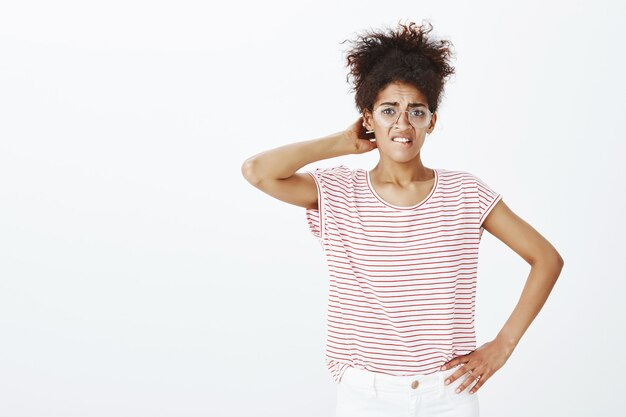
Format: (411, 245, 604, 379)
(438, 168, 492, 184)
(307, 164, 354, 181)
(305, 165, 356, 191)
(436, 168, 477, 183)
(436, 169, 498, 196)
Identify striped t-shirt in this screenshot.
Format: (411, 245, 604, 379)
(304, 165, 502, 384)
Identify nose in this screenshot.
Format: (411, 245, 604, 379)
(394, 111, 411, 129)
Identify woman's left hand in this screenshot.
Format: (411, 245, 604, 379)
(439, 338, 514, 394)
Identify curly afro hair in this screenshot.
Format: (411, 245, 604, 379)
(341, 19, 456, 115)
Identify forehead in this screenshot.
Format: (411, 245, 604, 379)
(374, 81, 427, 107)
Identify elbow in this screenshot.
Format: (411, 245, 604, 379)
(241, 159, 260, 185)
(549, 252, 565, 278)
(530, 249, 564, 271)
(556, 253, 565, 269)
(552, 247, 565, 269)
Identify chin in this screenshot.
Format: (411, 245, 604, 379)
(381, 152, 420, 163)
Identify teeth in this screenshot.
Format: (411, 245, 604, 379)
(392, 137, 411, 143)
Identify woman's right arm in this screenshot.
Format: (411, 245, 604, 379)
(241, 118, 376, 210)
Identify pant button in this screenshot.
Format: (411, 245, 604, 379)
(411, 380, 419, 389)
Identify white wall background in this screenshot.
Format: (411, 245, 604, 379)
(1, 1, 624, 416)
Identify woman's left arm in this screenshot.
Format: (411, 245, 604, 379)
(440, 199, 565, 394)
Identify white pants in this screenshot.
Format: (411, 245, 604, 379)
(336, 365, 480, 417)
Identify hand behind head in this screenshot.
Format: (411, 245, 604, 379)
(344, 117, 378, 154)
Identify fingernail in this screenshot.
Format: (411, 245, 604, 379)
(440, 365, 446, 370)
(445, 379, 450, 385)
(455, 388, 461, 393)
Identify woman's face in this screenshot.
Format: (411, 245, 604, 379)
(363, 81, 437, 164)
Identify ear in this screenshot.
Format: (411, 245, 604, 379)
(427, 112, 437, 134)
(362, 109, 374, 131)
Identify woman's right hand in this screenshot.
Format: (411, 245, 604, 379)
(341, 116, 378, 154)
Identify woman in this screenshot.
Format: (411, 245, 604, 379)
(242, 20, 564, 417)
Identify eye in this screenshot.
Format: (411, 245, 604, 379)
(381, 107, 396, 115)
(410, 109, 425, 117)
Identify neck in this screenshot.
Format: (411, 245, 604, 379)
(370, 160, 433, 186)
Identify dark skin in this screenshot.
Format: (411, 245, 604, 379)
(438, 199, 563, 395)
(344, 81, 564, 395)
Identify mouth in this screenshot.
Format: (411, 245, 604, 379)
(391, 136, 413, 146)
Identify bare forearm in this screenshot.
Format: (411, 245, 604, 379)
(243, 132, 353, 181)
(495, 256, 564, 355)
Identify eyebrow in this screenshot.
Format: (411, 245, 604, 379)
(378, 101, 427, 108)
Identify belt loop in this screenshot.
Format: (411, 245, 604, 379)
(371, 372, 378, 398)
(436, 368, 445, 396)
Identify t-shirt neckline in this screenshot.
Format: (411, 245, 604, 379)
(364, 168, 439, 210)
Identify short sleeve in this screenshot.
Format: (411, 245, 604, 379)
(305, 169, 324, 239)
(304, 165, 348, 240)
(475, 174, 503, 228)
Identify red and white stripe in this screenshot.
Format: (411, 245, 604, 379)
(305, 165, 502, 384)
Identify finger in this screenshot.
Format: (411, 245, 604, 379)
(444, 364, 471, 385)
(467, 368, 490, 393)
(469, 375, 487, 394)
(440, 355, 465, 371)
(455, 373, 480, 394)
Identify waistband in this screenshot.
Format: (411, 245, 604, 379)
(341, 365, 462, 393)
